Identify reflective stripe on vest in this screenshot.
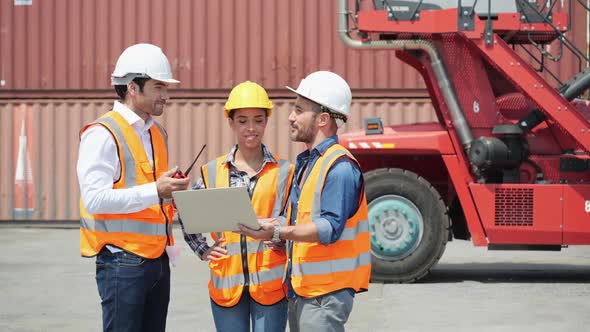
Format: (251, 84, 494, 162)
(81, 217, 172, 236)
(100, 116, 137, 187)
(340, 219, 369, 241)
(310, 149, 353, 219)
(292, 251, 371, 277)
(211, 264, 285, 290)
(224, 241, 268, 256)
(79, 111, 173, 259)
(273, 159, 291, 216)
(151, 121, 168, 150)
(202, 153, 293, 307)
(290, 144, 370, 298)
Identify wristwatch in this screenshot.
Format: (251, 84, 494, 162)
(271, 225, 282, 243)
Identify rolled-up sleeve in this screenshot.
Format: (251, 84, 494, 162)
(315, 158, 362, 245)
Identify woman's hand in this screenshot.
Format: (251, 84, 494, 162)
(201, 238, 228, 261)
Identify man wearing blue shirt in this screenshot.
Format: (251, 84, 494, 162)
(238, 71, 371, 332)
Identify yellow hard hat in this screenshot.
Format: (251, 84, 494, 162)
(224, 81, 273, 117)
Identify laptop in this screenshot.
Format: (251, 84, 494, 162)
(172, 186, 261, 234)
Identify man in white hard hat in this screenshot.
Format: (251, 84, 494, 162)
(238, 71, 371, 332)
(77, 43, 189, 332)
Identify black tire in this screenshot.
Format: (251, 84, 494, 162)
(365, 168, 449, 283)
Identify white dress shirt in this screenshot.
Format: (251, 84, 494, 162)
(77, 101, 160, 215)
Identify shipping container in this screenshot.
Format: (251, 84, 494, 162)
(0, 98, 435, 221)
(1, 0, 588, 221)
(0, 0, 428, 98)
(1, 0, 587, 99)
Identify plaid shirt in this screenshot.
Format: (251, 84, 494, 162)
(179, 144, 277, 259)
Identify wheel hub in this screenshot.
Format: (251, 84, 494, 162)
(368, 195, 424, 261)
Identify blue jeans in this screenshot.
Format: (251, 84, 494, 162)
(210, 291, 288, 332)
(95, 249, 170, 332)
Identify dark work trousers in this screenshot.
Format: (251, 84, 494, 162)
(95, 248, 170, 332)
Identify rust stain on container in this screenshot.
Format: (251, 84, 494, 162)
(0, 98, 435, 221)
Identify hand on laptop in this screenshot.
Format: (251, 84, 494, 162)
(236, 220, 275, 240)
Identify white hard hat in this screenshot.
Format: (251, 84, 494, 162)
(286, 71, 352, 127)
(111, 43, 180, 85)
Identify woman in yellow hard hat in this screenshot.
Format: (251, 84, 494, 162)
(180, 81, 294, 332)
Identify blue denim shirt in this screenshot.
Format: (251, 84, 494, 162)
(283, 135, 363, 298)
(289, 135, 362, 244)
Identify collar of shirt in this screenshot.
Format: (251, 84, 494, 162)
(223, 144, 277, 168)
(113, 100, 154, 134)
(295, 134, 339, 165)
(294, 134, 339, 188)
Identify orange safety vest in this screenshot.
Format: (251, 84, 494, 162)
(288, 144, 370, 298)
(201, 154, 294, 307)
(79, 111, 174, 259)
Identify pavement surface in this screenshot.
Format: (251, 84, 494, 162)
(1, 225, 589, 332)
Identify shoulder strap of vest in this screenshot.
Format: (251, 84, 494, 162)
(96, 112, 142, 187)
(202, 155, 230, 189)
(271, 157, 294, 217)
(151, 120, 168, 150)
(79, 110, 114, 138)
(102, 114, 141, 185)
(308, 145, 355, 219)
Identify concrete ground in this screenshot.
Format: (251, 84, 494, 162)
(1, 226, 589, 332)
